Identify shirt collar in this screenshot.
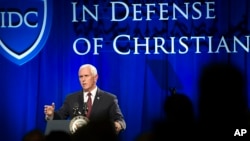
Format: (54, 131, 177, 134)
(84, 86, 97, 99)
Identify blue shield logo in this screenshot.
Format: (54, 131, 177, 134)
(0, 0, 52, 65)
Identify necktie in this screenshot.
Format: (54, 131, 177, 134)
(86, 93, 92, 118)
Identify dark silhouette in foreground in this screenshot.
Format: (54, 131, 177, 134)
(45, 130, 71, 141)
(136, 92, 195, 141)
(22, 129, 45, 141)
(71, 118, 119, 141)
(197, 63, 249, 139)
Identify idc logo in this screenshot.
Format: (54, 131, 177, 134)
(0, 0, 52, 65)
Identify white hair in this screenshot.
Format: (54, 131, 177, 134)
(79, 64, 98, 76)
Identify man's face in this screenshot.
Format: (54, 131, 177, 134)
(78, 67, 98, 92)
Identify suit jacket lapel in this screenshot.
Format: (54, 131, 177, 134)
(92, 88, 102, 112)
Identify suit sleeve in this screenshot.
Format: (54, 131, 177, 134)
(110, 98, 126, 130)
(53, 96, 71, 120)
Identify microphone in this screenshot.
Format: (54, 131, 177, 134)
(169, 87, 176, 96)
(83, 102, 88, 117)
(73, 103, 81, 116)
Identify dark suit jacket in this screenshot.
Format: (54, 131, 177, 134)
(53, 88, 126, 130)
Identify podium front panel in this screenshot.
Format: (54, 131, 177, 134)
(44, 120, 70, 135)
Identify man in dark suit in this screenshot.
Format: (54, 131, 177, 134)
(44, 64, 126, 134)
